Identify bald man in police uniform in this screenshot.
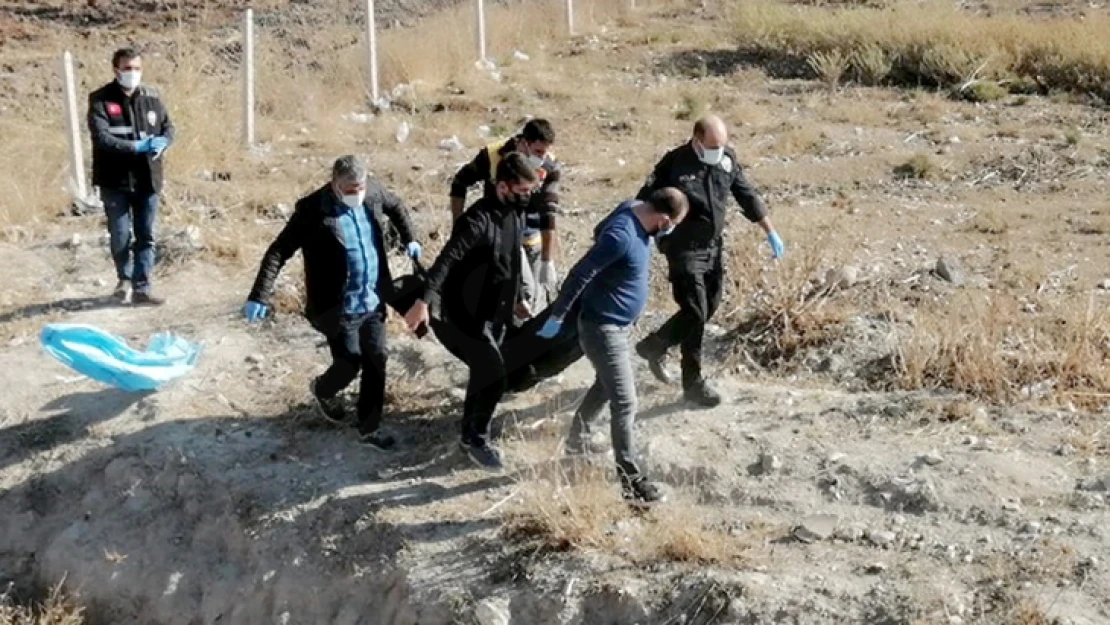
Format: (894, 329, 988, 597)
(634, 115, 785, 408)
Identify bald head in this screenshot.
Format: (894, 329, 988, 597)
(693, 115, 728, 149)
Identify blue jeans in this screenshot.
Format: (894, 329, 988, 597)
(102, 189, 158, 293)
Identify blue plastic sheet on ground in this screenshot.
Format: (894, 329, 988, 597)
(40, 323, 201, 392)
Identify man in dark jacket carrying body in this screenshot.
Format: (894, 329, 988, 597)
(244, 155, 423, 450)
(634, 115, 785, 408)
(87, 47, 175, 306)
(406, 153, 539, 471)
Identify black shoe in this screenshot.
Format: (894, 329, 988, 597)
(132, 291, 165, 307)
(635, 341, 674, 385)
(621, 476, 665, 506)
(309, 379, 347, 424)
(459, 439, 504, 471)
(684, 382, 722, 408)
(359, 428, 396, 451)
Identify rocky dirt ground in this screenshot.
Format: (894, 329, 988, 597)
(1, 0, 1109, 624)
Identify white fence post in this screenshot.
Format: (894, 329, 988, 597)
(61, 50, 88, 202)
(242, 8, 255, 148)
(365, 0, 380, 104)
(566, 0, 575, 35)
(475, 0, 487, 64)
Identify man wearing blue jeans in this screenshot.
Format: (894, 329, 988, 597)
(539, 188, 689, 504)
(88, 47, 175, 306)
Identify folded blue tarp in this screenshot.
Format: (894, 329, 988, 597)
(40, 324, 201, 392)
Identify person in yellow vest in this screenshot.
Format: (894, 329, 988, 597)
(449, 119, 562, 309)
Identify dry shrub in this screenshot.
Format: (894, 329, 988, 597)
(719, 226, 857, 368)
(896, 292, 1110, 406)
(970, 208, 1009, 235)
(851, 43, 891, 85)
(806, 49, 848, 88)
(504, 464, 753, 565)
(894, 153, 938, 180)
(728, 0, 1110, 99)
(0, 582, 84, 625)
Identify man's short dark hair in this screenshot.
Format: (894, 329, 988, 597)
(496, 152, 540, 185)
(647, 187, 688, 218)
(521, 119, 555, 144)
(112, 47, 141, 68)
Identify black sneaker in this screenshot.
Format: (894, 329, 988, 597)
(635, 341, 674, 385)
(132, 291, 165, 307)
(309, 379, 347, 425)
(459, 439, 504, 471)
(684, 382, 722, 408)
(621, 476, 665, 506)
(359, 429, 396, 451)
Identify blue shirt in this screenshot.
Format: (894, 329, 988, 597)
(550, 200, 651, 326)
(333, 199, 380, 316)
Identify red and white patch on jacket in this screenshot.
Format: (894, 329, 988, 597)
(536, 168, 547, 182)
(106, 102, 123, 116)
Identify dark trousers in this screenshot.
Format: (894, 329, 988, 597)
(102, 188, 159, 293)
(315, 311, 388, 435)
(637, 244, 723, 389)
(571, 318, 642, 480)
(434, 319, 507, 446)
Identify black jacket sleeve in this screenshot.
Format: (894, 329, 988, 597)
(248, 205, 309, 303)
(729, 153, 767, 223)
(422, 209, 488, 317)
(87, 94, 136, 155)
(449, 148, 492, 199)
(636, 150, 671, 201)
(373, 181, 418, 251)
(157, 96, 176, 145)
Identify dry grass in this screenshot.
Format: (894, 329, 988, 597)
(729, 0, 1110, 98)
(895, 292, 1110, 406)
(0, 582, 84, 625)
(503, 462, 755, 566)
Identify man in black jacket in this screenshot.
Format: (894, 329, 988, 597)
(87, 47, 175, 306)
(634, 115, 785, 408)
(406, 153, 538, 470)
(244, 155, 422, 450)
(449, 119, 562, 308)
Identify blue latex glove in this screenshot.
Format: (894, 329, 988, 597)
(135, 137, 155, 154)
(151, 136, 169, 157)
(406, 241, 422, 260)
(243, 300, 269, 323)
(767, 231, 785, 259)
(537, 317, 563, 339)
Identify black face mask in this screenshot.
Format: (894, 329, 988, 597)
(505, 191, 530, 212)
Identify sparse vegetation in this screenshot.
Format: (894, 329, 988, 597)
(851, 43, 892, 85)
(894, 154, 939, 180)
(0, 583, 84, 625)
(729, 0, 1110, 99)
(806, 49, 848, 89)
(958, 80, 1009, 103)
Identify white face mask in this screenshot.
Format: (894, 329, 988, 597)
(697, 143, 725, 166)
(117, 70, 142, 91)
(340, 190, 366, 209)
(525, 154, 545, 169)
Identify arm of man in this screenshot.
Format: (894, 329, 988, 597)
(87, 94, 138, 155)
(548, 227, 629, 320)
(376, 182, 419, 249)
(730, 158, 770, 229)
(449, 148, 491, 220)
(537, 165, 561, 262)
(421, 209, 487, 318)
(635, 150, 671, 202)
(157, 95, 176, 145)
(247, 207, 308, 303)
